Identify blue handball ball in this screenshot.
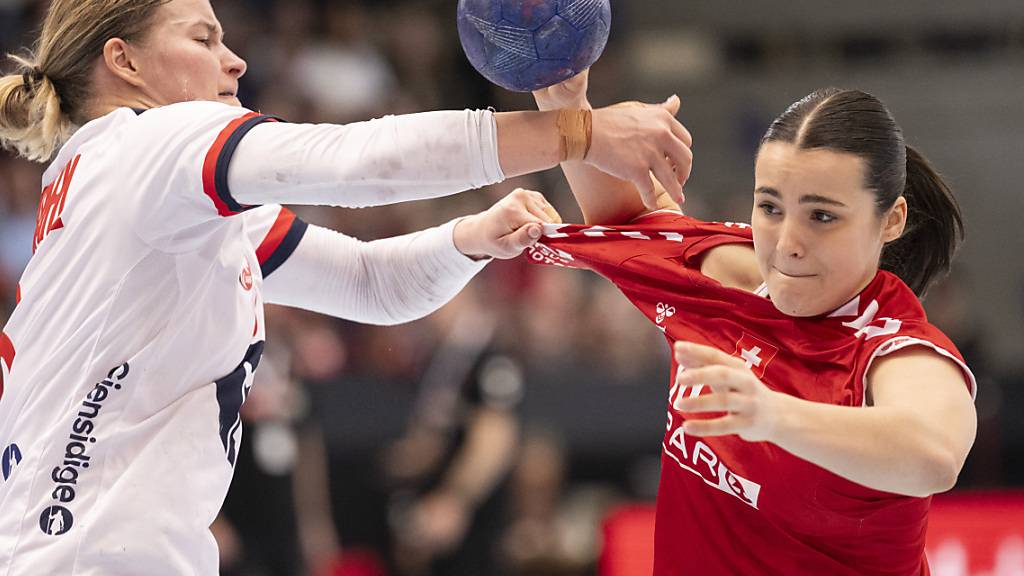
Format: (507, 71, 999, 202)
(457, 0, 611, 93)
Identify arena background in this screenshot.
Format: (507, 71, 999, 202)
(1, 1, 1022, 575)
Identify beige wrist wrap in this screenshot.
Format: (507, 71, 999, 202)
(557, 109, 593, 162)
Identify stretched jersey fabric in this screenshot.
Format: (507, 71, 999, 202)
(0, 104, 309, 575)
(525, 211, 975, 576)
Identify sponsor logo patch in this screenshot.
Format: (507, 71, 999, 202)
(39, 505, 73, 536)
(39, 363, 129, 535)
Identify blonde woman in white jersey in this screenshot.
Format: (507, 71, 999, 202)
(0, 0, 695, 573)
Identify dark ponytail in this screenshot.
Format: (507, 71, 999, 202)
(761, 88, 964, 298)
(880, 145, 964, 297)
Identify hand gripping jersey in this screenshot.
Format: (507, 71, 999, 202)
(525, 211, 976, 576)
(0, 104, 308, 575)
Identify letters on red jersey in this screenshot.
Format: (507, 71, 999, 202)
(525, 210, 975, 576)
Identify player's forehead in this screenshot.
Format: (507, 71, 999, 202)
(754, 142, 870, 206)
(154, 0, 223, 36)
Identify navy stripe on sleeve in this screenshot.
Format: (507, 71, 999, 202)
(261, 218, 309, 278)
(213, 114, 282, 214)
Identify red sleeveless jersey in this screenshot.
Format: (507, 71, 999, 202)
(525, 211, 975, 576)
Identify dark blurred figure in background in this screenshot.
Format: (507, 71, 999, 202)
(924, 268, 1003, 488)
(383, 280, 522, 576)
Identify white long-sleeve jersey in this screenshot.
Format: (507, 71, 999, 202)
(0, 101, 500, 575)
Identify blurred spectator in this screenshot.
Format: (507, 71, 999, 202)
(383, 280, 522, 576)
(285, 3, 397, 122)
(925, 269, 1003, 487)
(0, 156, 42, 318)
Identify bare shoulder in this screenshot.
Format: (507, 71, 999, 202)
(699, 243, 762, 292)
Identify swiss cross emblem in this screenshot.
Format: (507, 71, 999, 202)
(732, 333, 778, 379)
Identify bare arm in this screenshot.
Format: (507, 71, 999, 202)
(675, 343, 977, 497)
(394, 409, 519, 561)
(437, 407, 519, 507)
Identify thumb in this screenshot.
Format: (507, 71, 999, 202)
(500, 223, 543, 258)
(662, 94, 681, 116)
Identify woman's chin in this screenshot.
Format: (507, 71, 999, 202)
(769, 291, 826, 318)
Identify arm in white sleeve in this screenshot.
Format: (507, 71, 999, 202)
(228, 110, 505, 208)
(262, 219, 490, 325)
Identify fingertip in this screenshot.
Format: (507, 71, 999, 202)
(663, 94, 681, 114)
(528, 224, 542, 239)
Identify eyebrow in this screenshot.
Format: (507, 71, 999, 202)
(181, 19, 224, 39)
(754, 186, 848, 207)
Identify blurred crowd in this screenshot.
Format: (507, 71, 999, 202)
(1, 1, 1021, 576)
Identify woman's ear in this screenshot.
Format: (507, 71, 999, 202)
(882, 196, 908, 243)
(101, 37, 145, 87)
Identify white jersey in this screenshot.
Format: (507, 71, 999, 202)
(0, 104, 327, 574)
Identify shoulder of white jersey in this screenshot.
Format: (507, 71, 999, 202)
(242, 205, 309, 279)
(95, 101, 287, 253)
(123, 101, 282, 217)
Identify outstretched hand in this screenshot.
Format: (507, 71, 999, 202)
(533, 69, 694, 211)
(587, 96, 692, 210)
(672, 341, 788, 442)
(453, 188, 562, 260)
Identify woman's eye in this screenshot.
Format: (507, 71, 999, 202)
(196, 38, 211, 46)
(812, 211, 836, 223)
(758, 203, 780, 215)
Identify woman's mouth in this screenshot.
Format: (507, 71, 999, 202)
(773, 266, 815, 278)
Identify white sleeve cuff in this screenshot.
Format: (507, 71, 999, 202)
(477, 109, 505, 187)
(430, 217, 494, 276)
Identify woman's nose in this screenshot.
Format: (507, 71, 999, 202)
(776, 220, 805, 259)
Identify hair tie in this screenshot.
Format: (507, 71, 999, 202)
(21, 67, 44, 93)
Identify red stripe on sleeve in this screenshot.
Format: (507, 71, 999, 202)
(256, 208, 297, 266)
(201, 112, 262, 217)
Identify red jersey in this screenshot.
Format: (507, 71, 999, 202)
(525, 211, 976, 576)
